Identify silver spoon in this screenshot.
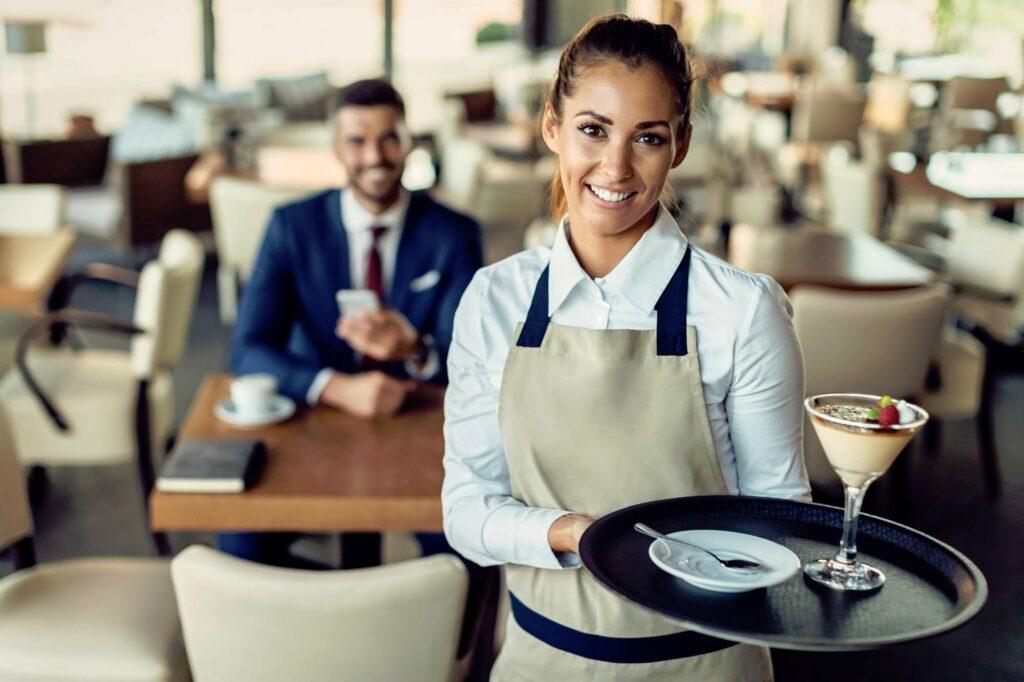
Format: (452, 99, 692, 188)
(633, 523, 765, 572)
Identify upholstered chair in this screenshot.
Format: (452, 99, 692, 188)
(791, 284, 950, 489)
(209, 176, 310, 324)
(0, 230, 204, 554)
(171, 545, 467, 682)
(0, 404, 189, 681)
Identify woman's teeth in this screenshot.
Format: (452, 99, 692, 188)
(588, 185, 635, 203)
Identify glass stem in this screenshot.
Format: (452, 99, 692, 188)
(834, 484, 870, 565)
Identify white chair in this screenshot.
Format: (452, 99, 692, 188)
(209, 177, 312, 324)
(0, 230, 205, 553)
(821, 148, 885, 237)
(0, 184, 66, 234)
(171, 545, 467, 682)
(917, 326, 999, 496)
(791, 284, 950, 487)
(0, 405, 189, 681)
(944, 216, 1024, 345)
(791, 87, 867, 145)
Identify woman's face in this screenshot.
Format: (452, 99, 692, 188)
(543, 61, 690, 237)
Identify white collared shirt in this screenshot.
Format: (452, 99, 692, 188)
(307, 189, 436, 404)
(442, 207, 810, 570)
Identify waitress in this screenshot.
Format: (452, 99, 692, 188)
(443, 14, 809, 681)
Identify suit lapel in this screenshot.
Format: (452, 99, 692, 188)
(325, 189, 354, 370)
(390, 192, 429, 313)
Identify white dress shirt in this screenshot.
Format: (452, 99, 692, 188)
(442, 206, 810, 570)
(306, 189, 437, 404)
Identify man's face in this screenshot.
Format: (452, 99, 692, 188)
(334, 105, 410, 209)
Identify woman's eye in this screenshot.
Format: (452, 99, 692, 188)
(578, 123, 605, 138)
(637, 133, 666, 146)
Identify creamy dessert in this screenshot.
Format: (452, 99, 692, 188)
(810, 401, 920, 487)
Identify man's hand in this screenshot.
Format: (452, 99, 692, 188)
(336, 310, 419, 362)
(547, 514, 596, 555)
(319, 371, 416, 418)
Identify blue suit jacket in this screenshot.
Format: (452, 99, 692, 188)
(230, 189, 483, 401)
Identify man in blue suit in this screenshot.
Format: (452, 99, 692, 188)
(223, 79, 483, 568)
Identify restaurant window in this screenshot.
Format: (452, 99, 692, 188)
(214, 0, 383, 88)
(0, 0, 201, 137)
(392, 0, 523, 133)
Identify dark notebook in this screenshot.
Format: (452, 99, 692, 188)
(156, 438, 266, 494)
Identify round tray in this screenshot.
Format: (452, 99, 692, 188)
(579, 495, 987, 651)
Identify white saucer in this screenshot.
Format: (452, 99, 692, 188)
(214, 395, 295, 428)
(648, 530, 800, 593)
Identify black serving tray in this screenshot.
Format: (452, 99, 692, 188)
(579, 495, 987, 651)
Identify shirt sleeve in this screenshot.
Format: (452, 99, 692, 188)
(306, 368, 335, 406)
(442, 270, 580, 569)
(725, 277, 812, 501)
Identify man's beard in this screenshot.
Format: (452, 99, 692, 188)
(351, 167, 402, 208)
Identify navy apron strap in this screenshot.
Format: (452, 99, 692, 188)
(510, 592, 734, 663)
(516, 265, 551, 348)
(517, 245, 693, 354)
(654, 245, 692, 356)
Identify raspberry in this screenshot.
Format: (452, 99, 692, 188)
(877, 404, 899, 426)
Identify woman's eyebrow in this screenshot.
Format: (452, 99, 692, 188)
(574, 110, 613, 124)
(573, 110, 670, 130)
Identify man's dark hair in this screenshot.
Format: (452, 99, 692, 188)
(337, 78, 405, 117)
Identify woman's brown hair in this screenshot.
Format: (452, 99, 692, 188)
(544, 14, 695, 218)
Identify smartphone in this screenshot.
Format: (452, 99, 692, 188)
(335, 289, 381, 319)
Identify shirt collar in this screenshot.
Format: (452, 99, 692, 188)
(341, 188, 409, 234)
(548, 204, 688, 317)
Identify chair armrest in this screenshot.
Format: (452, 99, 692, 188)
(952, 282, 1017, 304)
(47, 263, 139, 313)
(16, 310, 144, 432)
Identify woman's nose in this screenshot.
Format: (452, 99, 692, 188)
(600, 139, 633, 182)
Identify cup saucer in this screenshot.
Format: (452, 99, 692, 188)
(214, 395, 295, 428)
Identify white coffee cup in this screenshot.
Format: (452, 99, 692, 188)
(230, 374, 278, 417)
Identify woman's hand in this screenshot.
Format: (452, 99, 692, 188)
(547, 514, 596, 555)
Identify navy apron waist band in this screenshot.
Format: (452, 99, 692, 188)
(509, 592, 735, 664)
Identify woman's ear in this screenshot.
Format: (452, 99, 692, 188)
(541, 104, 560, 155)
(671, 122, 692, 169)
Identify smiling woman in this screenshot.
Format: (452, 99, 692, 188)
(443, 13, 808, 682)
(540, 15, 695, 277)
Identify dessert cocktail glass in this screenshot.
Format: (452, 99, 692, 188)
(804, 394, 929, 591)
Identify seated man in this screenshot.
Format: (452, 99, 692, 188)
(224, 78, 483, 567)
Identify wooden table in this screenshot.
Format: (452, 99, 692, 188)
(728, 225, 934, 291)
(150, 374, 446, 533)
(0, 230, 76, 313)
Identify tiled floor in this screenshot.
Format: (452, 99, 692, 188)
(2, 238, 1022, 681)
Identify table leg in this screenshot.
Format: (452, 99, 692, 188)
(339, 532, 382, 569)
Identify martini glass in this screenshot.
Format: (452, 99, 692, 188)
(804, 394, 929, 591)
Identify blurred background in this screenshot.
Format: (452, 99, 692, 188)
(0, 2, 1022, 680)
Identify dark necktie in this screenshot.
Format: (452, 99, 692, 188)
(365, 225, 387, 306)
(360, 225, 387, 371)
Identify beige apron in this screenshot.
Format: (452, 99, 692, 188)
(491, 247, 772, 681)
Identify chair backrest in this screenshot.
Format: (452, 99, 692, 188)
(255, 147, 347, 190)
(792, 284, 951, 485)
(171, 546, 468, 682)
(131, 230, 205, 377)
(791, 88, 866, 144)
(438, 137, 487, 210)
(944, 76, 1011, 113)
(821, 151, 884, 237)
(210, 177, 312, 282)
(0, 402, 33, 553)
(793, 283, 950, 398)
(947, 216, 1024, 296)
(0, 184, 66, 235)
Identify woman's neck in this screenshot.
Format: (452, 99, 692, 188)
(567, 204, 659, 278)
